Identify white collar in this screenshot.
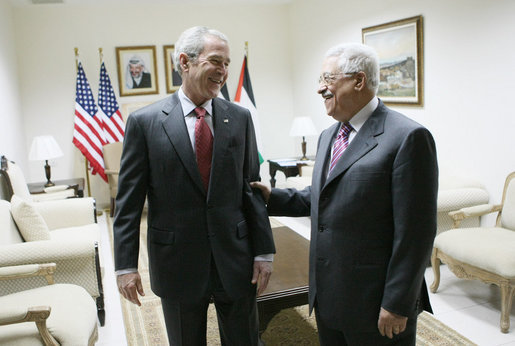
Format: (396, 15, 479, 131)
(348, 96, 378, 132)
(178, 87, 213, 117)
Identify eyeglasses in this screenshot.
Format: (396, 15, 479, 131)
(318, 72, 357, 85)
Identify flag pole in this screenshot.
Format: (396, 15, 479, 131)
(75, 47, 92, 197)
(245, 41, 249, 61)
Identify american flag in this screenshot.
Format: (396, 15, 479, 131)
(98, 62, 125, 143)
(72, 60, 107, 182)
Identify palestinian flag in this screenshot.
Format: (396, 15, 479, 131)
(234, 55, 264, 164)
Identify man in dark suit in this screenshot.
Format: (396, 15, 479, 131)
(252, 43, 438, 345)
(114, 26, 275, 346)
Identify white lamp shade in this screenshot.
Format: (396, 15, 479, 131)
(289, 117, 318, 137)
(29, 135, 64, 161)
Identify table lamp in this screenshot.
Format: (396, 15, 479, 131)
(289, 117, 318, 160)
(29, 135, 64, 187)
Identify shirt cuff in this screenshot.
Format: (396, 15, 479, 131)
(115, 268, 138, 276)
(254, 254, 274, 262)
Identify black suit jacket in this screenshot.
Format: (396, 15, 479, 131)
(113, 93, 275, 303)
(268, 100, 438, 332)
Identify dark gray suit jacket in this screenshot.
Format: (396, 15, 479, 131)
(268, 100, 438, 332)
(113, 93, 275, 303)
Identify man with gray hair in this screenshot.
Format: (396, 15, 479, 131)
(252, 42, 438, 345)
(114, 26, 275, 345)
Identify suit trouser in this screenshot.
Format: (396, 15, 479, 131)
(161, 259, 259, 346)
(315, 306, 417, 346)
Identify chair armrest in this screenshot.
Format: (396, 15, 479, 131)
(448, 203, 502, 228)
(0, 240, 100, 298)
(33, 197, 96, 230)
(0, 263, 56, 284)
(0, 305, 59, 345)
(104, 170, 119, 175)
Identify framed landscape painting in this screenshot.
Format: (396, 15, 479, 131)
(362, 15, 424, 106)
(115, 45, 159, 97)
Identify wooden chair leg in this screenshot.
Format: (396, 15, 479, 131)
(500, 283, 514, 333)
(110, 197, 115, 217)
(430, 248, 441, 293)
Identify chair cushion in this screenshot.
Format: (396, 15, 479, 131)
(434, 227, 515, 277)
(0, 284, 97, 345)
(10, 195, 50, 241)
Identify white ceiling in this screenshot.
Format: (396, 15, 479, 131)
(9, 0, 292, 6)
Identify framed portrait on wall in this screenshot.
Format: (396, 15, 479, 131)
(362, 15, 424, 106)
(115, 45, 159, 97)
(163, 44, 182, 94)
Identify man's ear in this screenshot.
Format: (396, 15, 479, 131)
(179, 53, 189, 71)
(354, 71, 367, 91)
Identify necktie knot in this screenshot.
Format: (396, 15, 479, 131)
(338, 122, 353, 138)
(194, 107, 206, 119)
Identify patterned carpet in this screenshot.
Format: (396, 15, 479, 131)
(106, 213, 476, 345)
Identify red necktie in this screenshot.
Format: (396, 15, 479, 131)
(194, 107, 213, 191)
(328, 122, 353, 175)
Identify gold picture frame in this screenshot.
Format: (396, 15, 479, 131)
(115, 45, 159, 97)
(362, 15, 424, 106)
(163, 45, 182, 94)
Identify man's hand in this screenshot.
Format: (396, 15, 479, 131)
(378, 307, 408, 339)
(250, 181, 271, 204)
(117, 272, 145, 306)
(251, 260, 273, 296)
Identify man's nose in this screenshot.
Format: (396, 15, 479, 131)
(317, 84, 327, 94)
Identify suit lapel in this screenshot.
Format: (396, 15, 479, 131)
(323, 102, 387, 187)
(161, 93, 205, 194)
(208, 98, 231, 197)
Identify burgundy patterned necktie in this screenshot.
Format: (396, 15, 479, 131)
(328, 122, 353, 175)
(194, 107, 213, 191)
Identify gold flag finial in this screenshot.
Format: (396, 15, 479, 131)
(99, 47, 103, 63)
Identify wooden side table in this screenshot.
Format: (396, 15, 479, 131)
(27, 178, 85, 198)
(268, 159, 301, 187)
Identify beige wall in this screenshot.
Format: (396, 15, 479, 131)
(5, 0, 515, 211)
(0, 1, 26, 169)
(289, 0, 515, 215)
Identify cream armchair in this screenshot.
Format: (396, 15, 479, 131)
(0, 198, 105, 325)
(0, 155, 78, 202)
(431, 171, 515, 333)
(0, 263, 98, 345)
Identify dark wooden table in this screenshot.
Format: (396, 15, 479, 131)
(257, 224, 310, 334)
(27, 177, 85, 198)
(267, 159, 304, 187)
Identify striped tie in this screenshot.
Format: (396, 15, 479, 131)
(328, 122, 353, 175)
(194, 107, 213, 191)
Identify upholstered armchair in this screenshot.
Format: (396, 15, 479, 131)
(0, 198, 105, 325)
(102, 142, 123, 217)
(0, 263, 98, 345)
(431, 171, 515, 333)
(0, 155, 78, 202)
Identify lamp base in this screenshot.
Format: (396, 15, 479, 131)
(299, 137, 309, 161)
(44, 160, 54, 187)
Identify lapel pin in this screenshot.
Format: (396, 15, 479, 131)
(224, 118, 229, 123)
